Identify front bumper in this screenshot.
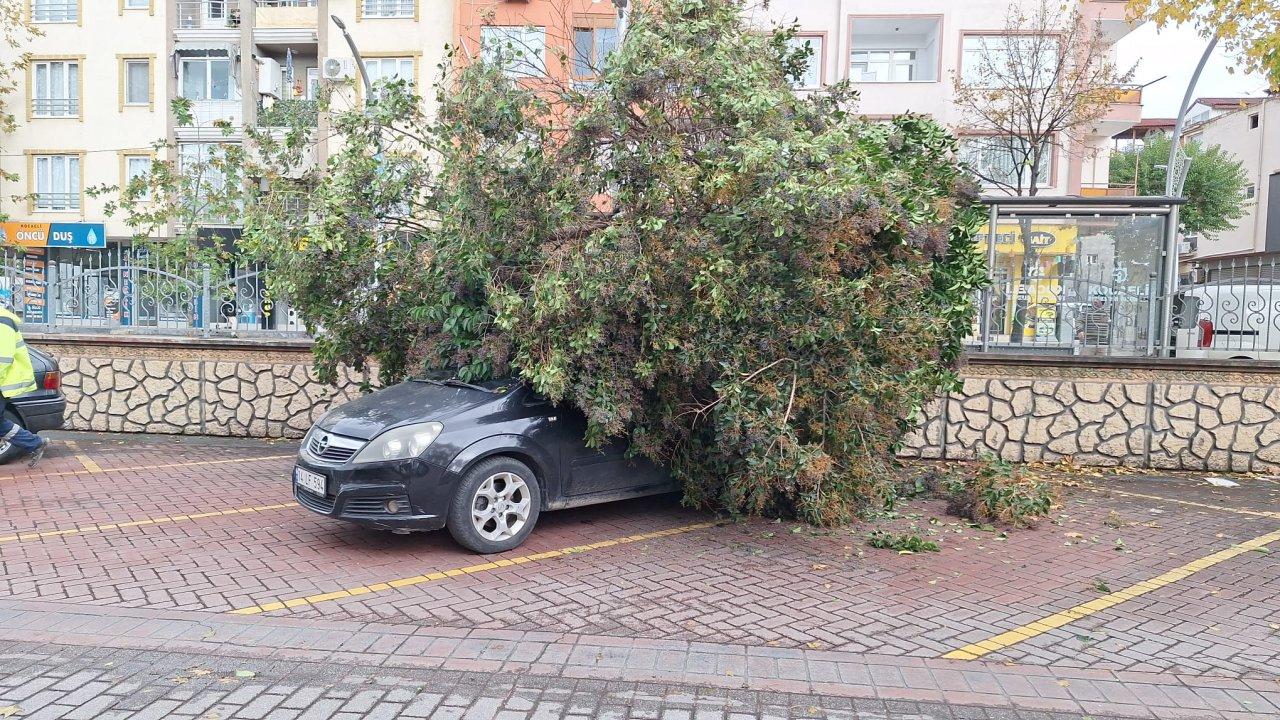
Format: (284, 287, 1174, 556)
(292, 455, 454, 532)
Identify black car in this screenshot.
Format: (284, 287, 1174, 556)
(0, 346, 67, 464)
(293, 378, 675, 553)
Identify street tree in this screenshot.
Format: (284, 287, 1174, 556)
(952, 0, 1134, 341)
(1127, 0, 1280, 90)
(1110, 133, 1248, 239)
(107, 0, 987, 525)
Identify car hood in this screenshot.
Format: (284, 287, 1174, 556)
(318, 381, 500, 440)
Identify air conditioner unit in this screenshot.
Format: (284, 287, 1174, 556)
(258, 57, 282, 98)
(321, 57, 356, 81)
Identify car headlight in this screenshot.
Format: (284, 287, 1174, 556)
(352, 422, 443, 464)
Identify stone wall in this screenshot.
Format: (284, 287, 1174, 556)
(33, 334, 369, 438)
(900, 356, 1280, 472)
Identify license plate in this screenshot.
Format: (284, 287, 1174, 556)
(294, 466, 327, 497)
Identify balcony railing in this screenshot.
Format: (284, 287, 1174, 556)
(257, 99, 317, 127)
(32, 98, 79, 117)
(31, 0, 77, 22)
(35, 192, 81, 211)
(176, 0, 241, 29)
(258, 0, 316, 5)
(1080, 184, 1136, 198)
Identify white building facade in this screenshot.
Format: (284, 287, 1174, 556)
(0, 0, 455, 328)
(1183, 96, 1277, 260)
(753, 0, 1141, 197)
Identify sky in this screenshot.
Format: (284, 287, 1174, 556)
(1117, 21, 1269, 119)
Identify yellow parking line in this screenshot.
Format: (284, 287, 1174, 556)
(0, 502, 299, 544)
(1080, 485, 1280, 519)
(230, 520, 720, 615)
(942, 527, 1280, 661)
(63, 440, 103, 473)
(0, 454, 297, 482)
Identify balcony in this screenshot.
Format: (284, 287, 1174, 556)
(1080, 184, 1136, 198)
(1085, 0, 1140, 45)
(1090, 84, 1143, 138)
(255, 0, 318, 44)
(176, 0, 241, 30)
(257, 99, 317, 127)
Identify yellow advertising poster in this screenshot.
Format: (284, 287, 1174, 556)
(978, 222, 1080, 339)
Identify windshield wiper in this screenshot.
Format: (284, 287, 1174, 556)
(414, 378, 494, 393)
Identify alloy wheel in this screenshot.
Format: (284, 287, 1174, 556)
(471, 471, 531, 541)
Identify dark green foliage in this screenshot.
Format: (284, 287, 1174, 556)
(1110, 133, 1248, 239)
(866, 530, 940, 553)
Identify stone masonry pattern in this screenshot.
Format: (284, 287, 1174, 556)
(901, 376, 1280, 472)
(56, 357, 366, 438)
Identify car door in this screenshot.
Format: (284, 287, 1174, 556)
(556, 405, 668, 498)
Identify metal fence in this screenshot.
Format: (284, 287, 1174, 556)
(0, 247, 305, 336)
(1174, 255, 1280, 360)
(175, 0, 241, 29)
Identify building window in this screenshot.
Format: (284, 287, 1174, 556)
(1244, 184, 1257, 200)
(124, 0, 148, 8)
(959, 136, 1052, 188)
(34, 154, 81, 211)
(180, 52, 233, 101)
(1250, 113, 1260, 129)
(572, 25, 620, 80)
(481, 26, 547, 78)
(785, 35, 824, 89)
(125, 155, 152, 200)
(849, 16, 939, 82)
(32, 60, 79, 117)
(124, 59, 150, 106)
(362, 0, 413, 18)
(851, 50, 915, 83)
(32, 0, 77, 22)
(961, 35, 1058, 88)
(363, 57, 414, 99)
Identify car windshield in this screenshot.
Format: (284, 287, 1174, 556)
(410, 373, 514, 394)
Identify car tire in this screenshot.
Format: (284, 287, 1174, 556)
(447, 456, 542, 554)
(0, 411, 24, 465)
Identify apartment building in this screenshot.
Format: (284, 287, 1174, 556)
(752, 0, 1141, 197)
(0, 0, 456, 326)
(1183, 95, 1278, 260)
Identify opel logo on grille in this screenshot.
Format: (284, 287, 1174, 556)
(314, 433, 330, 454)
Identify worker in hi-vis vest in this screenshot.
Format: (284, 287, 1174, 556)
(0, 288, 49, 467)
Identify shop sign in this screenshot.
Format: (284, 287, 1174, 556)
(0, 221, 106, 248)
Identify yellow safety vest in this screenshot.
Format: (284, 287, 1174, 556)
(0, 308, 36, 398)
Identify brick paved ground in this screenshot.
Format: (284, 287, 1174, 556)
(1, 432, 1277, 718)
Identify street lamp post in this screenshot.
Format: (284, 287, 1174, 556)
(330, 15, 374, 100)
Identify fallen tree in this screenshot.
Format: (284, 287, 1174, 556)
(115, 0, 987, 524)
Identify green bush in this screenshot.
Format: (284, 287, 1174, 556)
(941, 457, 1054, 528)
(866, 530, 940, 552)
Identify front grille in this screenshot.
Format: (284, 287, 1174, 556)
(343, 494, 412, 518)
(305, 431, 363, 464)
(295, 485, 336, 514)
